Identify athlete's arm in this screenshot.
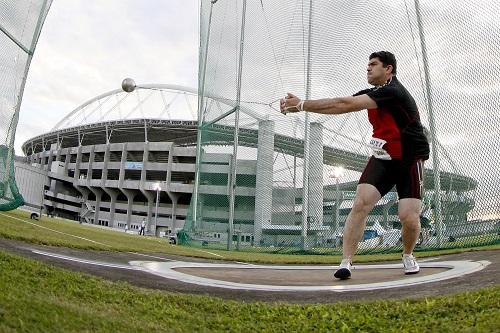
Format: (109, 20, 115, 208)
(280, 92, 376, 115)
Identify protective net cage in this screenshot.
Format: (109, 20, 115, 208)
(0, 0, 52, 210)
(182, 0, 500, 254)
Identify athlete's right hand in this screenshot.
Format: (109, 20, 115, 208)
(280, 93, 302, 114)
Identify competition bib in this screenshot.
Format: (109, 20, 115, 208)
(368, 137, 392, 160)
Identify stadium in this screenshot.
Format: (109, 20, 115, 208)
(1, 1, 500, 331)
(17, 85, 200, 237)
(15, 83, 483, 249)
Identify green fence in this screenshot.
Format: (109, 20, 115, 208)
(182, 0, 500, 254)
(0, 0, 53, 210)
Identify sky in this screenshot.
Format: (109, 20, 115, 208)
(17, 0, 199, 153)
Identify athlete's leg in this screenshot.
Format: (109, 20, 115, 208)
(396, 159, 425, 254)
(398, 198, 422, 254)
(341, 183, 381, 260)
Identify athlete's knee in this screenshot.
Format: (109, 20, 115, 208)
(398, 198, 421, 224)
(398, 209, 420, 225)
(349, 184, 380, 218)
(351, 196, 374, 216)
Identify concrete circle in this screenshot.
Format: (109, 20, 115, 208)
(132, 260, 490, 292)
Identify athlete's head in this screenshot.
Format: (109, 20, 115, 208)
(367, 51, 397, 85)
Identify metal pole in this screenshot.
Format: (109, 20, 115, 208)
(227, 0, 247, 250)
(301, 0, 313, 250)
(414, 0, 444, 245)
(193, 0, 216, 232)
(39, 184, 44, 221)
(5, 0, 50, 180)
(335, 178, 339, 232)
(154, 188, 159, 236)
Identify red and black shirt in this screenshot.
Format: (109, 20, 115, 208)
(354, 76, 430, 161)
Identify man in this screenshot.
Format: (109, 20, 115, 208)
(280, 51, 429, 279)
(139, 218, 146, 236)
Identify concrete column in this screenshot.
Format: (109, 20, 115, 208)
(38, 152, 44, 170)
(253, 120, 274, 245)
(308, 122, 323, 228)
(121, 188, 135, 229)
(55, 148, 61, 163)
(74, 146, 83, 179)
(102, 144, 110, 181)
(118, 143, 132, 228)
(140, 142, 149, 184)
(139, 144, 155, 234)
(167, 191, 178, 233)
(166, 143, 174, 186)
(87, 146, 95, 181)
(99, 144, 112, 226)
(74, 186, 90, 223)
(47, 147, 54, 172)
(145, 193, 154, 234)
(36, 152, 41, 169)
(88, 187, 102, 224)
(103, 187, 118, 228)
(172, 199, 178, 233)
(140, 186, 156, 231)
(86, 146, 97, 224)
(64, 151, 70, 176)
(119, 143, 127, 187)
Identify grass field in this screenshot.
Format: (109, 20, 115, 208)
(1, 209, 498, 264)
(1, 209, 499, 332)
(0, 250, 499, 333)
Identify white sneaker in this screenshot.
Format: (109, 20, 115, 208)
(334, 259, 352, 280)
(402, 254, 420, 275)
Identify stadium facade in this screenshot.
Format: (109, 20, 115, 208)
(18, 85, 203, 236)
(20, 120, 198, 235)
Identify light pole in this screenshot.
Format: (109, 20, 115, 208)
(330, 166, 345, 237)
(152, 182, 161, 236)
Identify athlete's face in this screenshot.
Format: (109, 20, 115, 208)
(367, 58, 392, 86)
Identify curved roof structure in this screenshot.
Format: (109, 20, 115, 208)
(51, 84, 199, 131)
(51, 84, 267, 131)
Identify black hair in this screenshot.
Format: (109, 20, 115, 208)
(369, 51, 397, 75)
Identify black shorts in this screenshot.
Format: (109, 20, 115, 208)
(359, 156, 425, 199)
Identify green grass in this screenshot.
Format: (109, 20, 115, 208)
(0, 210, 197, 255)
(1, 209, 499, 264)
(0, 250, 499, 333)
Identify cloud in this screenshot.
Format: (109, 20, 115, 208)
(17, 0, 199, 152)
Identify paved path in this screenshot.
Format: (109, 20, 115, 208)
(0, 238, 498, 303)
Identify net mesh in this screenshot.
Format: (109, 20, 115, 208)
(0, 0, 52, 210)
(183, 0, 500, 254)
